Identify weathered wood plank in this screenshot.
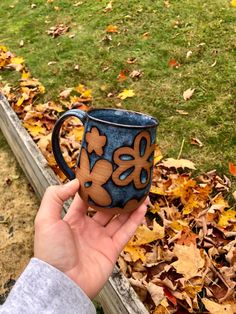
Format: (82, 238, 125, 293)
(0, 94, 149, 314)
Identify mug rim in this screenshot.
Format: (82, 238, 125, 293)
(87, 108, 158, 129)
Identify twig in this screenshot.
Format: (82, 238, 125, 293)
(177, 138, 185, 159)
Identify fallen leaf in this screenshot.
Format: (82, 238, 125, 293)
(59, 88, 73, 99)
(47, 24, 70, 38)
(104, 1, 112, 12)
(142, 32, 150, 39)
(202, 298, 234, 314)
(176, 109, 189, 115)
(168, 59, 180, 68)
(129, 70, 142, 79)
(171, 244, 205, 280)
(153, 145, 163, 165)
(183, 88, 195, 100)
(117, 70, 128, 81)
(128, 220, 165, 246)
(118, 89, 135, 100)
(218, 209, 236, 228)
(123, 244, 146, 262)
(229, 162, 236, 176)
(126, 57, 137, 64)
(19, 40, 24, 47)
(145, 283, 165, 306)
(191, 137, 203, 147)
(162, 158, 196, 170)
(230, 0, 236, 7)
(186, 50, 192, 58)
(233, 191, 236, 200)
(106, 25, 118, 33)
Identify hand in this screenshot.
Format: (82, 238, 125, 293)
(34, 179, 148, 299)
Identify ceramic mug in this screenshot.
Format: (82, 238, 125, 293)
(52, 108, 158, 213)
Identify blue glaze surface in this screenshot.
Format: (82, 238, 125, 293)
(52, 108, 158, 212)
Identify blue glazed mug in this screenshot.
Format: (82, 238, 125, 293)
(52, 108, 158, 213)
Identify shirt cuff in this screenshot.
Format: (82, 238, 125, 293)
(1, 258, 96, 314)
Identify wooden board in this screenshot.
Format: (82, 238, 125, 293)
(0, 94, 148, 314)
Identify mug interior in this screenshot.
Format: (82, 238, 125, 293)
(88, 108, 158, 128)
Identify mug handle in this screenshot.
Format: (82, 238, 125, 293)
(51, 109, 87, 180)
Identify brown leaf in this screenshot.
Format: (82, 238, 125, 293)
(161, 158, 196, 170)
(129, 70, 142, 79)
(176, 109, 189, 115)
(191, 137, 203, 147)
(171, 244, 205, 280)
(47, 24, 70, 38)
(202, 298, 234, 314)
(183, 88, 195, 100)
(104, 1, 112, 12)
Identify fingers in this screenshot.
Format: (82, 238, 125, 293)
(105, 213, 130, 236)
(36, 179, 80, 224)
(92, 211, 115, 226)
(63, 192, 87, 223)
(112, 201, 148, 253)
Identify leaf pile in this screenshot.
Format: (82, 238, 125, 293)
(1, 46, 236, 313)
(119, 163, 236, 313)
(0, 46, 90, 180)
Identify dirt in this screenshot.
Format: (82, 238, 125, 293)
(0, 130, 39, 303)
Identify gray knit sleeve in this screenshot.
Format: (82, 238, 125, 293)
(0, 258, 96, 314)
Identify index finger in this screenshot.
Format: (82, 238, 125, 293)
(36, 179, 80, 224)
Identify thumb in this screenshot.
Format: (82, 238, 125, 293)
(36, 179, 80, 224)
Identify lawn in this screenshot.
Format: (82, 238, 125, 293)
(0, 0, 235, 187)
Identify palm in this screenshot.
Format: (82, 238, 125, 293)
(34, 180, 147, 299)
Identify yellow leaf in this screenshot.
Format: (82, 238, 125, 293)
(16, 96, 25, 107)
(170, 220, 188, 231)
(150, 185, 166, 195)
(230, 0, 236, 7)
(154, 145, 163, 165)
(81, 89, 92, 99)
(129, 220, 164, 246)
(118, 89, 135, 100)
(0, 45, 8, 52)
(171, 244, 205, 280)
(10, 57, 24, 64)
(149, 202, 160, 214)
(75, 84, 86, 94)
(67, 127, 84, 141)
(211, 193, 229, 211)
(202, 298, 234, 314)
(162, 158, 196, 170)
(123, 244, 146, 262)
(21, 70, 31, 80)
(24, 122, 47, 137)
(218, 209, 236, 228)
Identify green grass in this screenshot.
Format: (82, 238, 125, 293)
(0, 0, 236, 190)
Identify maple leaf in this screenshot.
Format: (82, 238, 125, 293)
(104, 1, 112, 12)
(123, 244, 146, 262)
(153, 145, 163, 165)
(218, 209, 236, 229)
(128, 220, 164, 246)
(183, 88, 195, 100)
(106, 25, 118, 33)
(202, 298, 234, 314)
(230, 0, 236, 7)
(161, 158, 196, 170)
(24, 122, 47, 137)
(229, 162, 236, 176)
(171, 244, 205, 280)
(145, 283, 165, 306)
(118, 89, 135, 100)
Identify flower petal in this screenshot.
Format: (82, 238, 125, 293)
(88, 185, 112, 207)
(91, 159, 113, 185)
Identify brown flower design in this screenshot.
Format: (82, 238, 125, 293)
(85, 127, 107, 156)
(112, 131, 155, 189)
(76, 148, 112, 207)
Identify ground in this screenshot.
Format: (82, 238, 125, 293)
(0, 130, 39, 303)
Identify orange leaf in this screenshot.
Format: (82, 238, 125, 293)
(117, 70, 128, 81)
(168, 59, 180, 68)
(106, 25, 118, 33)
(229, 162, 236, 176)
